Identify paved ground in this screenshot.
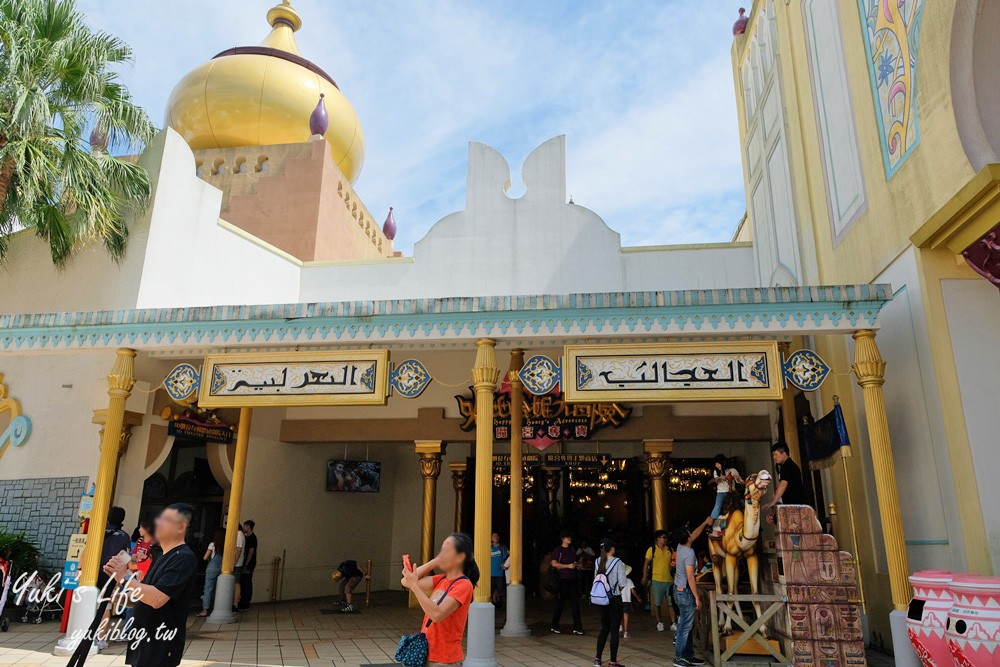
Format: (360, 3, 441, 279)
(0, 592, 894, 667)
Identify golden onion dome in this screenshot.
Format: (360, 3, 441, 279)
(165, 1, 364, 182)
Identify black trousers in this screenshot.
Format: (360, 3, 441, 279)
(551, 578, 583, 631)
(239, 568, 254, 608)
(595, 595, 623, 662)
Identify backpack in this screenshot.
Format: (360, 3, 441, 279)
(589, 557, 620, 606)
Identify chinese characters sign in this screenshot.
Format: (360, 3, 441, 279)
(198, 351, 390, 407)
(167, 418, 234, 444)
(456, 390, 630, 450)
(564, 342, 782, 402)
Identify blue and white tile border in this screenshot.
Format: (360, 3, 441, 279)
(0, 285, 892, 352)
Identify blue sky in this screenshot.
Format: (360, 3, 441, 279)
(78, 0, 748, 253)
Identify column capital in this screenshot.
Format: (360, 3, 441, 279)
(643, 439, 674, 455)
(852, 329, 887, 387)
(472, 338, 500, 388)
(419, 455, 443, 480)
(92, 409, 145, 427)
(107, 348, 137, 396)
(507, 348, 525, 384)
(415, 440, 445, 455)
(646, 456, 670, 479)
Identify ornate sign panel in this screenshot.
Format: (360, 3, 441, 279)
(455, 390, 630, 450)
(782, 349, 831, 391)
(564, 342, 783, 403)
(198, 350, 390, 408)
(389, 359, 432, 398)
(163, 363, 201, 404)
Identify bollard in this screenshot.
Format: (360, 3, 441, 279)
(366, 558, 372, 607)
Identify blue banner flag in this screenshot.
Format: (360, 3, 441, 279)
(802, 404, 851, 470)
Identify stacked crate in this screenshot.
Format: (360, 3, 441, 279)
(773, 505, 866, 666)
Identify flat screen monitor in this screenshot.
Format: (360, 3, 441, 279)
(327, 460, 381, 493)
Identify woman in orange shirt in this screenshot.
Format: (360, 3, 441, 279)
(401, 533, 480, 667)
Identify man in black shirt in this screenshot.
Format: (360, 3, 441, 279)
(238, 520, 258, 610)
(763, 442, 807, 509)
(95, 506, 132, 648)
(104, 503, 197, 667)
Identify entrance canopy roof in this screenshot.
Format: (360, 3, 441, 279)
(0, 284, 891, 354)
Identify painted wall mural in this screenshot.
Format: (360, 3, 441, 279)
(857, 0, 925, 179)
(0, 374, 32, 465)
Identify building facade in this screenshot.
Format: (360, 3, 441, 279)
(730, 0, 1000, 647)
(3, 0, 990, 662)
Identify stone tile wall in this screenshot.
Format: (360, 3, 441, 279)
(0, 476, 88, 572)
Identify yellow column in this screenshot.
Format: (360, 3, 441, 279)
(852, 330, 911, 610)
(780, 343, 804, 465)
(472, 338, 499, 603)
(450, 462, 467, 531)
(644, 440, 673, 532)
(413, 442, 444, 609)
(79, 349, 136, 588)
(507, 350, 525, 586)
(222, 407, 253, 575)
(417, 442, 445, 563)
(91, 409, 144, 505)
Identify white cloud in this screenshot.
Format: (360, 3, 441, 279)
(77, 0, 749, 251)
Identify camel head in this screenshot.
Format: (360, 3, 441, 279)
(744, 470, 772, 506)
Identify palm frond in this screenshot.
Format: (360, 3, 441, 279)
(0, 0, 151, 265)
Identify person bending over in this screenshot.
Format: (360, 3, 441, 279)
(334, 559, 370, 613)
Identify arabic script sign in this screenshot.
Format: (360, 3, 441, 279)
(564, 342, 782, 402)
(198, 351, 390, 407)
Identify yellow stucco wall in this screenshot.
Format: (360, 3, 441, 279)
(732, 0, 996, 642)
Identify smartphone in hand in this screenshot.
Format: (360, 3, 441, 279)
(402, 554, 413, 573)
(117, 549, 132, 566)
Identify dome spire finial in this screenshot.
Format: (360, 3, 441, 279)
(383, 207, 397, 241)
(267, 0, 302, 33)
(310, 94, 329, 137)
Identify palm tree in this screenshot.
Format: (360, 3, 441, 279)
(0, 0, 155, 265)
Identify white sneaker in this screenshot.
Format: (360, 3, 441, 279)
(656, 622, 665, 632)
(670, 623, 677, 632)
(95, 641, 109, 651)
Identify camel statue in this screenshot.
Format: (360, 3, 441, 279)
(708, 470, 772, 634)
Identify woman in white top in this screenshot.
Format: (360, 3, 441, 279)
(708, 454, 744, 538)
(593, 538, 627, 667)
(198, 527, 225, 616)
